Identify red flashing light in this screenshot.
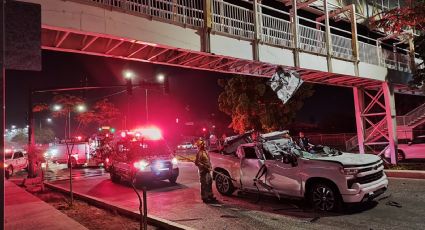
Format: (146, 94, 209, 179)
(121, 132, 126, 138)
(132, 126, 162, 140)
(202, 128, 207, 132)
(76, 136, 82, 141)
(105, 158, 109, 163)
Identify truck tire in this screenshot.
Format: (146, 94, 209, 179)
(6, 166, 13, 179)
(67, 157, 77, 169)
(309, 182, 341, 212)
(215, 171, 235, 196)
(169, 175, 178, 184)
(110, 169, 121, 183)
(397, 150, 406, 162)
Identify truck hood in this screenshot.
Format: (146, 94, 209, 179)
(307, 152, 381, 167)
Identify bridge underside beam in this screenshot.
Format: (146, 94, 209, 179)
(41, 26, 385, 89)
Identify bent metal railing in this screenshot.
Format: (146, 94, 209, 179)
(85, 0, 414, 72)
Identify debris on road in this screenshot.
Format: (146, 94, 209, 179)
(385, 201, 403, 208)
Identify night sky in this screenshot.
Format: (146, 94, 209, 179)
(5, 50, 385, 138)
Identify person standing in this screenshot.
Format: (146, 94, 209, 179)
(195, 139, 217, 203)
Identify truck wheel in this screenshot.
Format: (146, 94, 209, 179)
(309, 182, 341, 212)
(397, 150, 406, 162)
(6, 166, 13, 179)
(110, 169, 121, 183)
(215, 171, 234, 196)
(67, 157, 77, 169)
(169, 175, 178, 184)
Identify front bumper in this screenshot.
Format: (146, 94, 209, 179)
(135, 167, 179, 183)
(341, 173, 388, 203)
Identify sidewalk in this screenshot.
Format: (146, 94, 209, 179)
(385, 170, 425, 180)
(5, 180, 87, 230)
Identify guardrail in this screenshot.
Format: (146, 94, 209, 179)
(86, 0, 415, 73)
(90, 0, 204, 28)
(212, 0, 254, 39)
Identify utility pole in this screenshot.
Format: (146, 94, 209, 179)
(0, 0, 5, 228)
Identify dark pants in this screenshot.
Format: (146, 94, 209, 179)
(199, 170, 214, 200)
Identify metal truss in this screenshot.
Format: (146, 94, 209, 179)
(42, 25, 385, 89)
(351, 83, 398, 164)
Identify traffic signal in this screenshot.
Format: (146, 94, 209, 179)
(126, 78, 133, 95)
(110, 128, 116, 133)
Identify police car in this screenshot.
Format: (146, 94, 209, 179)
(109, 127, 179, 185)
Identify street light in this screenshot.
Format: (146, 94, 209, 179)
(76, 104, 86, 112)
(124, 70, 134, 80)
(46, 118, 52, 123)
(11, 125, 16, 129)
(156, 73, 165, 83)
(53, 104, 62, 111)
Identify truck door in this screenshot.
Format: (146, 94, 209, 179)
(14, 152, 24, 170)
(265, 151, 302, 197)
(240, 146, 264, 190)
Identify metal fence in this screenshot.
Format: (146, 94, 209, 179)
(261, 13, 292, 48)
(89, 0, 204, 27)
(359, 41, 379, 65)
(85, 0, 414, 72)
(212, 0, 254, 39)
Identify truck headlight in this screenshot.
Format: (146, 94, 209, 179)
(133, 160, 149, 170)
(172, 157, 178, 165)
(344, 168, 358, 175)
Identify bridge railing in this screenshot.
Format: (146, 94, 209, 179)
(86, 0, 415, 73)
(260, 5, 292, 48)
(90, 0, 204, 28)
(211, 0, 254, 40)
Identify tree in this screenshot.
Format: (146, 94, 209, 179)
(218, 75, 314, 134)
(76, 99, 121, 126)
(370, 0, 425, 90)
(11, 131, 28, 145)
(35, 127, 55, 144)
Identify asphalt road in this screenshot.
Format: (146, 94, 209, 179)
(38, 162, 425, 230)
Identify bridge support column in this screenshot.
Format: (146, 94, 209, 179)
(350, 4, 360, 76)
(202, 0, 212, 53)
(252, 0, 262, 61)
(290, 0, 300, 67)
(324, 0, 333, 72)
(383, 82, 398, 165)
(353, 87, 365, 154)
(408, 36, 416, 73)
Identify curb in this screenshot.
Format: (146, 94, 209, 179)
(44, 182, 195, 230)
(385, 170, 425, 180)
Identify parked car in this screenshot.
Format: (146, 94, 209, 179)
(177, 142, 195, 150)
(210, 131, 388, 211)
(385, 136, 425, 161)
(5, 151, 28, 178)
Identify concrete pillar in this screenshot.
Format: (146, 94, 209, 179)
(353, 87, 365, 154)
(202, 0, 212, 52)
(324, 0, 333, 72)
(408, 36, 416, 73)
(350, 4, 360, 76)
(252, 0, 262, 61)
(291, 0, 300, 67)
(383, 82, 398, 165)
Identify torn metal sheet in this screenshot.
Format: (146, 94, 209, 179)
(268, 68, 303, 104)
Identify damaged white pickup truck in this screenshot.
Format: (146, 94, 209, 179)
(210, 131, 388, 211)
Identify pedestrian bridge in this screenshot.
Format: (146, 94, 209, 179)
(22, 0, 423, 164)
(23, 0, 418, 91)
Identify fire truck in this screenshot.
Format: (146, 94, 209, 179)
(108, 127, 179, 185)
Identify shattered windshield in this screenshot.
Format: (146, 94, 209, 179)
(262, 138, 341, 160)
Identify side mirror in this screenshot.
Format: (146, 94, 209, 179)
(408, 142, 413, 146)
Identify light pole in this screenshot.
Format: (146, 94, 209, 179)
(123, 70, 134, 129)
